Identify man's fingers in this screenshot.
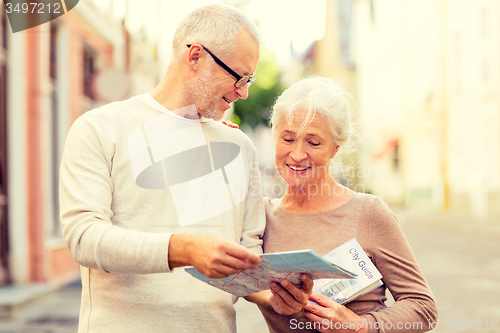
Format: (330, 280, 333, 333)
(197, 240, 262, 278)
(196, 258, 250, 278)
(223, 242, 262, 266)
(216, 252, 259, 273)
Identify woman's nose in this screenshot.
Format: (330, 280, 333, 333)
(289, 142, 307, 162)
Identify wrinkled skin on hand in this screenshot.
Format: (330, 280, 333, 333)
(245, 273, 314, 316)
(169, 234, 261, 278)
(303, 292, 368, 333)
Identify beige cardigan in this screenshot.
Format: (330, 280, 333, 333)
(59, 93, 265, 333)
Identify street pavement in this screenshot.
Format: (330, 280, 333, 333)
(397, 212, 500, 333)
(0, 211, 499, 333)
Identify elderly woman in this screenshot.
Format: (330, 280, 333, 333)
(249, 76, 438, 333)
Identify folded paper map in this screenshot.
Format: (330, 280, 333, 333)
(185, 249, 356, 297)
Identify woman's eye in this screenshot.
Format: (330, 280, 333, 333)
(283, 138, 294, 143)
(309, 142, 320, 146)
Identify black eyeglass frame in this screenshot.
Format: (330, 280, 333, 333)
(186, 43, 256, 88)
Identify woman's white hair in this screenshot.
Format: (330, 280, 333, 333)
(270, 76, 358, 177)
(172, 4, 261, 58)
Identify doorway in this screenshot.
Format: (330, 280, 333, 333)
(0, 8, 10, 287)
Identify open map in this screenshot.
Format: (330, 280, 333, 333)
(185, 249, 356, 296)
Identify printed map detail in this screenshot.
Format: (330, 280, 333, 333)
(185, 250, 356, 296)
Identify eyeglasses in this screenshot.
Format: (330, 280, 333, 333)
(186, 43, 256, 89)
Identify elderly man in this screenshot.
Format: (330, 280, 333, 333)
(60, 4, 313, 332)
(60, 4, 266, 333)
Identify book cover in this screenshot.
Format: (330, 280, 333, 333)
(313, 238, 383, 304)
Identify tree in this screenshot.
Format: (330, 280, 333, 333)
(233, 47, 283, 128)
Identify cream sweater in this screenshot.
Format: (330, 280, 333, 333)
(59, 93, 265, 332)
(259, 194, 438, 333)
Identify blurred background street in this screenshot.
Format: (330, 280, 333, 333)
(1, 0, 500, 332)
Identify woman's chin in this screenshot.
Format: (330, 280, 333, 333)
(285, 182, 308, 193)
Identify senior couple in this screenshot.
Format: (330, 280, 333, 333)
(59, 4, 437, 333)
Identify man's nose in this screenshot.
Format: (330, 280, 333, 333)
(235, 84, 249, 100)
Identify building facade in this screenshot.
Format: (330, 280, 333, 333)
(301, 0, 500, 223)
(0, 1, 161, 288)
(352, 0, 500, 220)
(299, 0, 361, 189)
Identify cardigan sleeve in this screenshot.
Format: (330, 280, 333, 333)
(59, 112, 172, 274)
(363, 197, 438, 332)
(239, 147, 265, 254)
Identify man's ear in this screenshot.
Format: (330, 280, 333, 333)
(186, 44, 203, 71)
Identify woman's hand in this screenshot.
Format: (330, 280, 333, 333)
(245, 273, 314, 315)
(269, 273, 314, 315)
(303, 292, 368, 333)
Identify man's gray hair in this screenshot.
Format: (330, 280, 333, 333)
(172, 4, 261, 58)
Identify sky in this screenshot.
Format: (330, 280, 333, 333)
(93, 0, 327, 66)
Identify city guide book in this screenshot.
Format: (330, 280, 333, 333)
(312, 238, 383, 304)
(185, 238, 382, 304)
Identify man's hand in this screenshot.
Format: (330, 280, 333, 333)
(168, 234, 261, 278)
(245, 274, 314, 316)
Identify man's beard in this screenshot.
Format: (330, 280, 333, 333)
(183, 68, 224, 121)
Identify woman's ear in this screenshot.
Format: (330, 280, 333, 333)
(331, 145, 340, 159)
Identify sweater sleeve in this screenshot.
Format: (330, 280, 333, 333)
(59, 113, 172, 274)
(239, 147, 265, 254)
(364, 197, 438, 333)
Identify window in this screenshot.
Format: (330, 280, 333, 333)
(83, 46, 95, 99)
(369, 0, 375, 25)
(48, 22, 61, 236)
(480, 7, 491, 83)
(50, 23, 57, 81)
(392, 140, 399, 171)
(50, 89, 59, 235)
(1, 9, 7, 50)
(0, 8, 10, 286)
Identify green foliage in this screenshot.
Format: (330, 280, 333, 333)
(232, 48, 283, 128)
